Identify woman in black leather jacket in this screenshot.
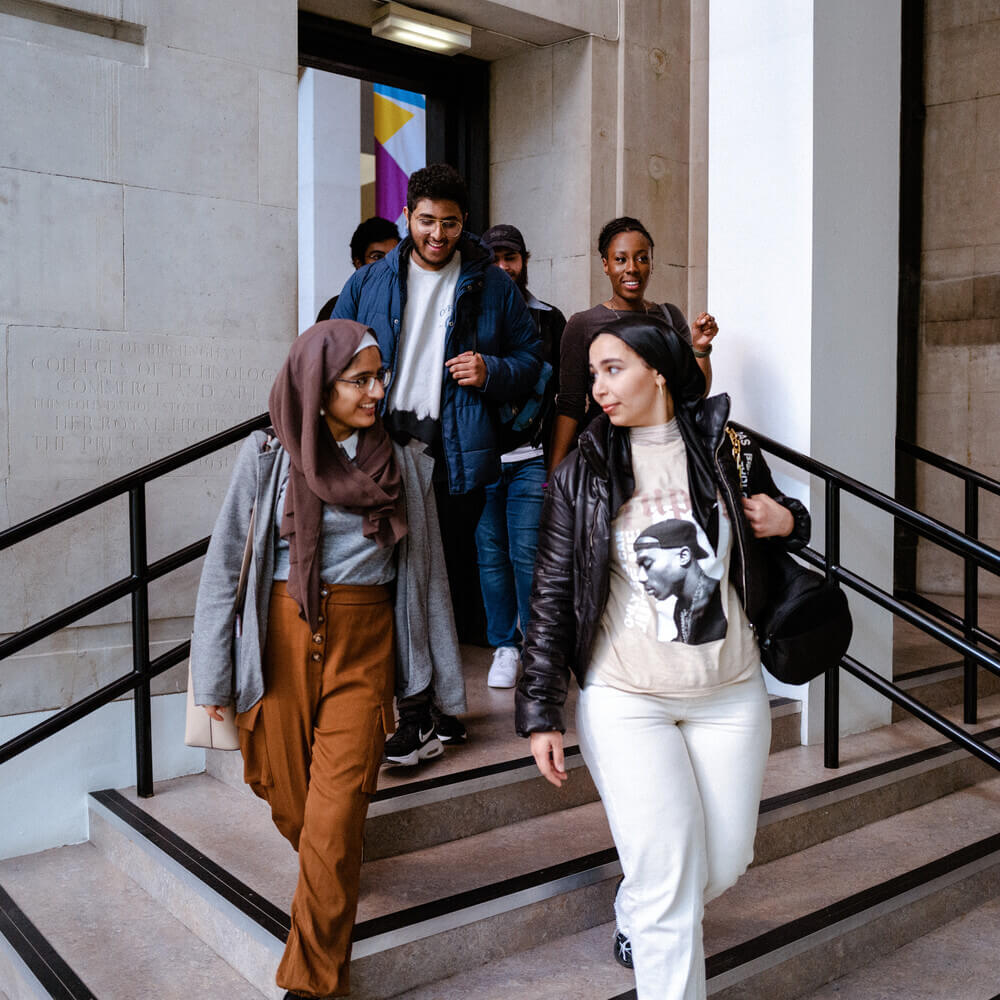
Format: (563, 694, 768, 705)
(515, 312, 808, 999)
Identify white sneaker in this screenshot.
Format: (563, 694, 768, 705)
(487, 646, 520, 688)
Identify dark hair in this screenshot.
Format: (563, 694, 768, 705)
(350, 217, 400, 263)
(592, 312, 705, 405)
(406, 163, 469, 216)
(597, 216, 655, 258)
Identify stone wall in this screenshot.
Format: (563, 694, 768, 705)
(918, 0, 1000, 594)
(0, 0, 299, 718)
(488, 0, 691, 320)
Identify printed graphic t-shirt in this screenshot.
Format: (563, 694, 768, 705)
(385, 251, 461, 446)
(589, 420, 759, 695)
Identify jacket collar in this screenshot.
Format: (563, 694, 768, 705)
(692, 393, 732, 453)
(524, 290, 552, 312)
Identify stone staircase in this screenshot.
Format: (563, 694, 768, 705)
(3, 642, 1000, 999)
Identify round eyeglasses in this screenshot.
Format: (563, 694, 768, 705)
(334, 367, 392, 393)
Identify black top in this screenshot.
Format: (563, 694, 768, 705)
(556, 302, 692, 428)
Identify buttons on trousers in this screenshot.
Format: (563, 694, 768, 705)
(312, 586, 328, 663)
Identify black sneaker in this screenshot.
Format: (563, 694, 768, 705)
(432, 710, 468, 744)
(613, 929, 633, 969)
(382, 718, 444, 766)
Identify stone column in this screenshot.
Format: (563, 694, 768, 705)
(708, 0, 902, 742)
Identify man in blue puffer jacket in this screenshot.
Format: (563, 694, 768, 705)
(333, 163, 541, 763)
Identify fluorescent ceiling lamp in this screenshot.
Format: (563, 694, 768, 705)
(372, 3, 472, 55)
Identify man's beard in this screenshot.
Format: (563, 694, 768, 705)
(408, 225, 459, 269)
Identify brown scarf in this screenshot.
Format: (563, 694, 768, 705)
(268, 320, 407, 628)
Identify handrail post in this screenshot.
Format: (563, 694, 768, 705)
(130, 485, 154, 798)
(824, 480, 841, 769)
(964, 479, 979, 724)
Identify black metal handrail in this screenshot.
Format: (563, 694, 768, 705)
(3, 413, 1000, 797)
(734, 422, 1000, 772)
(0, 412, 270, 795)
(895, 437, 1000, 723)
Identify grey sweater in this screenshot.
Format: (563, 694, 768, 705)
(190, 431, 466, 716)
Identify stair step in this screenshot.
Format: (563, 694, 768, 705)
(893, 660, 1000, 720)
(385, 921, 631, 1000)
(206, 647, 800, 860)
(0, 842, 268, 1000)
(81, 697, 1000, 1000)
(87, 781, 620, 998)
(799, 894, 1000, 999)
(391, 777, 1000, 1000)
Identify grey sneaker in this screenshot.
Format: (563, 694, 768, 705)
(382, 718, 444, 766)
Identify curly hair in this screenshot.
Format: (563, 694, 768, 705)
(349, 217, 400, 263)
(597, 216, 655, 258)
(406, 163, 469, 216)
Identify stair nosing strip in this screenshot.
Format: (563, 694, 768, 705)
(370, 746, 584, 809)
(90, 788, 290, 940)
(893, 659, 965, 683)
(368, 748, 587, 817)
(352, 852, 622, 958)
(91, 786, 622, 953)
(705, 829, 1000, 986)
(0, 883, 97, 1000)
(758, 723, 1000, 821)
(604, 831, 1000, 1000)
(89, 724, 1000, 971)
(371, 696, 801, 816)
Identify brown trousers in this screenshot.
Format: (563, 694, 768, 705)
(237, 582, 394, 998)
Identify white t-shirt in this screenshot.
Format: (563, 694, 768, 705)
(389, 252, 461, 424)
(589, 420, 759, 695)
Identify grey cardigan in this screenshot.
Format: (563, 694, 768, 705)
(190, 430, 466, 716)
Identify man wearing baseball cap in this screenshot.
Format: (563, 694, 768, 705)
(476, 224, 567, 688)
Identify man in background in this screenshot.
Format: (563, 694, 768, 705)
(334, 164, 541, 764)
(316, 216, 401, 321)
(475, 224, 566, 689)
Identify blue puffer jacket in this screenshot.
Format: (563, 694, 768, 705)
(332, 234, 542, 494)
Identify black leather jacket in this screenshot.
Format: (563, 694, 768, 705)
(515, 394, 810, 736)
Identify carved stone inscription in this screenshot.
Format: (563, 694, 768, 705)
(10, 328, 289, 477)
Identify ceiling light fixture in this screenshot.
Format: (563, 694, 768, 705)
(371, 3, 472, 56)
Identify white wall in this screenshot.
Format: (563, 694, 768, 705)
(298, 69, 361, 333)
(707, 1, 814, 458)
(811, 0, 900, 740)
(708, 0, 900, 741)
(0, 694, 203, 860)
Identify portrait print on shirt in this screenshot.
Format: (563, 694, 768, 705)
(633, 517, 727, 645)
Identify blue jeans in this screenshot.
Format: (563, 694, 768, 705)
(475, 456, 546, 649)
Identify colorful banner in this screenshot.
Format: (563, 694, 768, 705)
(373, 84, 426, 234)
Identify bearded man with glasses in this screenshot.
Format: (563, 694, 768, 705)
(333, 163, 541, 764)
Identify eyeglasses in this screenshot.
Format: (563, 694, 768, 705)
(411, 215, 463, 236)
(335, 367, 393, 392)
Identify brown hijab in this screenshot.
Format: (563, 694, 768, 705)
(268, 320, 407, 628)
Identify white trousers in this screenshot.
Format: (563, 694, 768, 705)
(577, 671, 772, 1000)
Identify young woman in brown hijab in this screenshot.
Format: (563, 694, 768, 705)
(191, 320, 408, 998)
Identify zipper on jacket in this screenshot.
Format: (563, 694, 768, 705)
(715, 435, 749, 606)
